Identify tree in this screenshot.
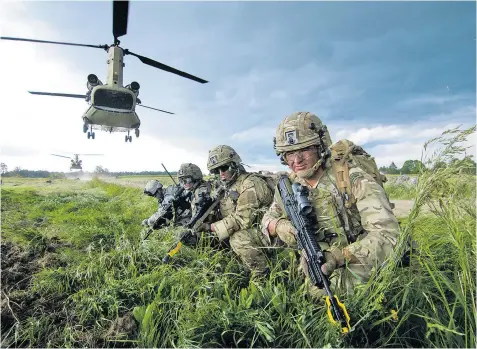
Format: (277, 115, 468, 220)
(451, 155, 477, 174)
(433, 161, 447, 171)
(401, 160, 426, 174)
(388, 162, 399, 175)
(94, 166, 109, 174)
(0, 163, 7, 174)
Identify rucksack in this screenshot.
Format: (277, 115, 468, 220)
(329, 139, 395, 209)
(252, 172, 284, 194)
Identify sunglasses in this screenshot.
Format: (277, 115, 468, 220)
(211, 165, 230, 175)
(179, 176, 194, 185)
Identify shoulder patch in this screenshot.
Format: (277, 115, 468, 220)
(349, 172, 363, 185)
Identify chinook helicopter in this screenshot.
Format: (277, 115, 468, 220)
(1, 1, 208, 143)
(51, 153, 103, 171)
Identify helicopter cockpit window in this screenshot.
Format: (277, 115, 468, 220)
(93, 89, 134, 111)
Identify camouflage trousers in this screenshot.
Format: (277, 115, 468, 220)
(299, 252, 373, 300)
(229, 228, 270, 276)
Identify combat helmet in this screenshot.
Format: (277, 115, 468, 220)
(207, 145, 242, 173)
(273, 111, 332, 165)
(144, 179, 164, 197)
(177, 163, 203, 182)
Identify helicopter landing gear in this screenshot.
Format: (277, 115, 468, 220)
(125, 130, 132, 142)
(87, 125, 95, 139)
(83, 123, 88, 133)
(135, 128, 140, 138)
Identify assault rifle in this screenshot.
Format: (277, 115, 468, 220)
(162, 186, 225, 263)
(278, 175, 351, 334)
(143, 185, 187, 240)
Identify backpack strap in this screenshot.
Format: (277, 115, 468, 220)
(330, 141, 356, 208)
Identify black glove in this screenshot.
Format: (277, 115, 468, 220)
(179, 230, 199, 247)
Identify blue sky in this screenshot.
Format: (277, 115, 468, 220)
(0, 1, 475, 173)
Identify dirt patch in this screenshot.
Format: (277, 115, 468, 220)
(0, 240, 68, 346)
(102, 312, 138, 346)
(391, 200, 432, 218)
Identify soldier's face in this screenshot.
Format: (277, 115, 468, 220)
(179, 176, 195, 190)
(285, 146, 319, 172)
(218, 166, 233, 182)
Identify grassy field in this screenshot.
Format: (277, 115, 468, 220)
(1, 127, 475, 348)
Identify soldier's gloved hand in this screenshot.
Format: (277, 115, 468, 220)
(321, 247, 346, 276)
(267, 219, 297, 246)
(141, 219, 149, 227)
(196, 223, 211, 232)
(179, 230, 199, 247)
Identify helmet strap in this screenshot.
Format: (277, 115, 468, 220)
(295, 157, 325, 179)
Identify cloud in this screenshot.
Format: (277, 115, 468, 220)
(397, 93, 474, 107)
(231, 126, 276, 143)
(1, 1, 475, 175)
(332, 122, 465, 146)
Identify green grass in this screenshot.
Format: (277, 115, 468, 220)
(1, 126, 475, 348)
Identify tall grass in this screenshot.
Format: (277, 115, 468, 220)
(1, 126, 475, 348)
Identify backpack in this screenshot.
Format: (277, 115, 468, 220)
(329, 139, 395, 209)
(252, 172, 283, 194)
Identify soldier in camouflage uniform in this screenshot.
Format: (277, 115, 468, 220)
(177, 163, 215, 222)
(142, 163, 213, 230)
(203, 145, 274, 277)
(261, 112, 400, 298)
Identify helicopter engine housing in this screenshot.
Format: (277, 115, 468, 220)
(87, 74, 103, 90)
(126, 81, 140, 97)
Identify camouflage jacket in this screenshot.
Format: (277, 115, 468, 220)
(261, 159, 400, 278)
(147, 184, 192, 228)
(187, 180, 218, 224)
(213, 173, 273, 241)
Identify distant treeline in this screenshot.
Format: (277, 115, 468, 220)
(110, 171, 178, 176)
(379, 156, 476, 175)
(1, 169, 177, 178)
(1, 170, 66, 178)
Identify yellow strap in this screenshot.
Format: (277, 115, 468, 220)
(167, 241, 183, 257)
(325, 295, 351, 334)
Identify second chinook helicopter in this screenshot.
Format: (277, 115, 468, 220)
(51, 153, 103, 171)
(1, 0, 208, 143)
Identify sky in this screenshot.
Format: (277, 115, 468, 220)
(0, 0, 475, 174)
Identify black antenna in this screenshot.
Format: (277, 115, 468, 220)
(161, 163, 177, 185)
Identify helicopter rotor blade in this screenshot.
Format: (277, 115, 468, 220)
(113, 0, 129, 40)
(29, 91, 87, 99)
(0, 36, 108, 50)
(124, 50, 208, 84)
(137, 104, 175, 115)
(51, 154, 72, 159)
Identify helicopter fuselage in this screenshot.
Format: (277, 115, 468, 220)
(82, 46, 141, 140)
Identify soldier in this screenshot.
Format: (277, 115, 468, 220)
(178, 163, 214, 218)
(142, 180, 190, 229)
(261, 111, 400, 298)
(142, 179, 165, 226)
(203, 145, 274, 277)
(142, 163, 213, 231)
